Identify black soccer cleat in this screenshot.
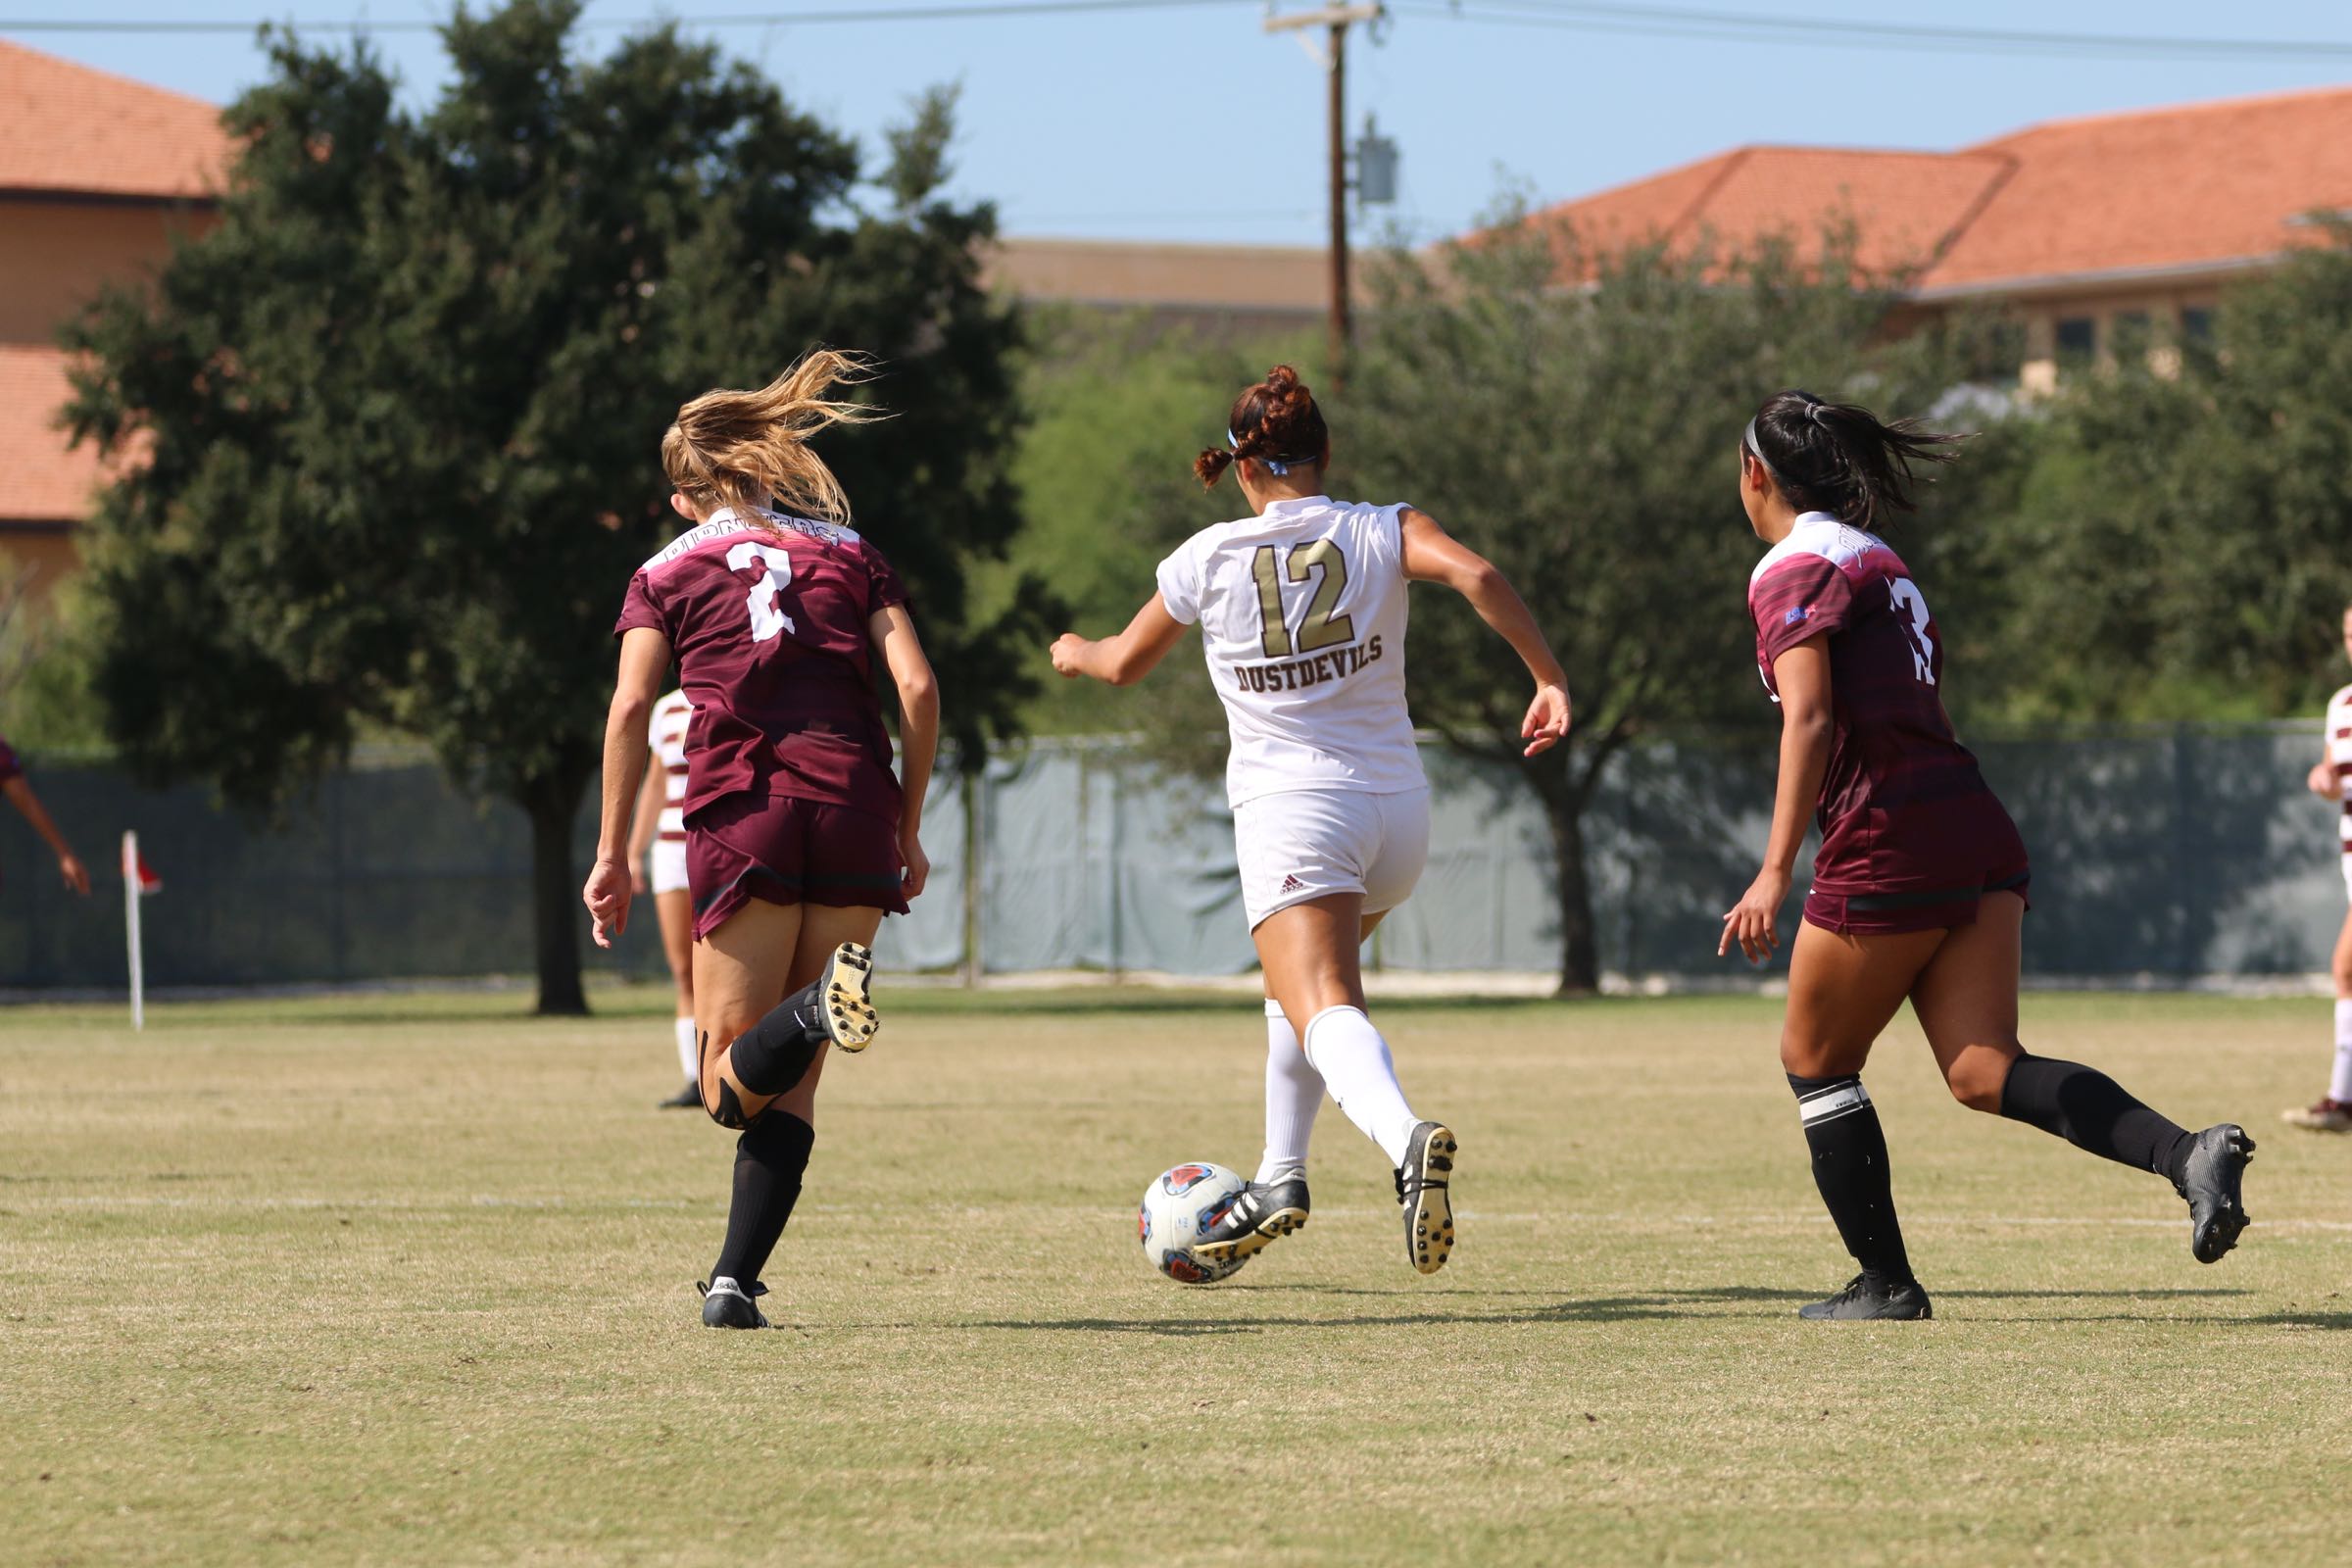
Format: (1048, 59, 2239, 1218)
(1797, 1274, 1934, 1321)
(698, 1276, 769, 1329)
(658, 1081, 702, 1109)
(1396, 1121, 1457, 1276)
(2176, 1123, 2255, 1264)
(1193, 1176, 1311, 1263)
(812, 942, 879, 1054)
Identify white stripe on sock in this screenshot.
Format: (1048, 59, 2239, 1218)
(1798, 1082, 1872, 1123)
(675, 1015, 699, 1082)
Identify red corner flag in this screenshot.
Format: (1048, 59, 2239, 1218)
(121, 834, 161, 895)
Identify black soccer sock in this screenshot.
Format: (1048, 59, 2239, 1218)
(711, 1111, 816, 1286)
(1998, 1054, 2195, 1185)
(1788, 1073, 1915, 1289)
(723, 979, 829, 1096)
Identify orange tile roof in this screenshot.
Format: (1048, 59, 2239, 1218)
(0, 38, 228, 201)
(1528, 145, 2013, 280)
(1925, 85, 2352, 293)
(0, 346, 106, 522)
(1517, 84, 2352, 299)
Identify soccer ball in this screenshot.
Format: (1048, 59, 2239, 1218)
(1138, 1161, 1250, 1285)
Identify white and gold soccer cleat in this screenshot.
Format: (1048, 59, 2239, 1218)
(814, 942, 879, 1053)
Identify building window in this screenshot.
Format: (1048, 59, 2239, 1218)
(2181, 307, 2215, 342)
(2055, 316, 2097, 365)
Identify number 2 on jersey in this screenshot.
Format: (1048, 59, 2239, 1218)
(1250, 540, 1355, 659)
(1889, 576, 1936, 685)
(726, 541, 797, 643)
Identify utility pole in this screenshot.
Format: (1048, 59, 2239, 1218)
(1263, 4, 1384, 383)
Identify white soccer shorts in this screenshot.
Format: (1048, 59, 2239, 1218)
(1232, 786, 1431, 931)
(649, 838, 691, 897)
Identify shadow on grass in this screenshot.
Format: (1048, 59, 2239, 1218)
(950, 1283, 2266, 1336)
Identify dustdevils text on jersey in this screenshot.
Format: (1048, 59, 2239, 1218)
(1155, 495, 1425, 808)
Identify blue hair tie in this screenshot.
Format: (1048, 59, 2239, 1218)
(1227, 427, 1295, 476)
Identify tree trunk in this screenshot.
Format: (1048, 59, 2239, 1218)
(521, 771, 591, 1016)
(1541, 792, 1603, 997)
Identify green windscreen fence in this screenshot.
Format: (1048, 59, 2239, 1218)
(0, 726, 2339, 992)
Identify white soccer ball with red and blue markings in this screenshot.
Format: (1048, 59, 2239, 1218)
(1138, 1161, 1250, 1285)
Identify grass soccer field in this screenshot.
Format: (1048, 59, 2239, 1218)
(2, 986, 2345, 1568)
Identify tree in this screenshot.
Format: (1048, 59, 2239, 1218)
(1995, 227, 2352, 720)
(63, 0, 1042, 1012)
(1342, 220, 1995, 993)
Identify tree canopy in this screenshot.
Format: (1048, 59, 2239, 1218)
(63, 0, 1042, 1011)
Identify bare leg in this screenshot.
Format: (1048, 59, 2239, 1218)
(694, 900, 804, 1122)
(763, 904, 887, 1127)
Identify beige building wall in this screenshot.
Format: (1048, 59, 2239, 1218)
(0, 199, 210, 346)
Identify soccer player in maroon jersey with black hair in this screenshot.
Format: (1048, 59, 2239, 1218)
(583, 349, 939, 1329)
(0, 733, 90, 898)
(1720, 389, 2254, 1321)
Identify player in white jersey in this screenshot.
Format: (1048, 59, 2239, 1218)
(1051, 366, 1571, 1274)
(2288, 602, 2352, 1132)
(626, 689, 701, 1106)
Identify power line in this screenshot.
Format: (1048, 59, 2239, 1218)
(1396, 1, 2352, 63)
(0, 0, 1250, 34)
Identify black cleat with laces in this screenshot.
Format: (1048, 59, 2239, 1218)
(698, 1276, 769, 1329)
(2176, 1123, 2255, 1264)
(1797, 1274, 1934, 1321)
(1396, 1121, 1457, 1275)
(1193, 1176, 1310, 1263)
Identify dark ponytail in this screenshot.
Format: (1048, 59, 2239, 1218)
(1745, 389, 1968, 530)
(1195, 365, 1331, 490)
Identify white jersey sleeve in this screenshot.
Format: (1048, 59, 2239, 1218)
(648, 689, 694, 839)
(1160, 494, 1427, 807)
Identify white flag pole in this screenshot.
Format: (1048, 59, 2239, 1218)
(122, 829, 144, 1032)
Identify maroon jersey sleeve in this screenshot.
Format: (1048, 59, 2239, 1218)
(862, 541, 908, 616)
(0, 735, 20, 783)
(1751, 554, 1856, 667)
(613, 569, 671, 642)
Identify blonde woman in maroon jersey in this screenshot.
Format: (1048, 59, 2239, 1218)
(1724, 388, 2252, 1321)
(584, 350, 939, 1329)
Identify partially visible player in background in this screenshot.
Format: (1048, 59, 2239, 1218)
(1052, 365, 1571, 1277)
(1722, 389, 2253, 1322)
(584, 349, 939, 1330)
(2286, 600, 2352, 1132)
(0, 733, 90, 898)
(625, 688, 701, 1108)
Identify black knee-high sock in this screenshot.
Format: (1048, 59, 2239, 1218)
(711, 1111, 816, 1285)
(1788, 1073, 1915, 1288)
(724, 978, 829, 1096)
(1998, 1054, 2194, 1185)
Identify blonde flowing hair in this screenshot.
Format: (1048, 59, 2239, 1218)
(662, 349, 886, 523)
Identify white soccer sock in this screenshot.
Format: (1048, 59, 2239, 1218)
(1257, 1000, 1323, 1186)
(675, 1015, 699, 1083)
(1299, 1004, 1419, 1167)
(2331, 1000, 2352, 1103)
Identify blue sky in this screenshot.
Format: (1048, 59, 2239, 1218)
(11, 2, 2352, 245)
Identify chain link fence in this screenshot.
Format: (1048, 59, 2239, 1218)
(1, 726, 2340, 993)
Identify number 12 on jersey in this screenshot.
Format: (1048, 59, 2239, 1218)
(1250, 540, 1355, 659)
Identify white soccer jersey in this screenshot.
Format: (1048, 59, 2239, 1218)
(1155, 494, 1425, 808)
(649, 689, 693, 840)
(2328, 683, 2352, 876)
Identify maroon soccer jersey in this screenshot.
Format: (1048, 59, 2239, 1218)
(615, 508, 908, 823)
(1747, 512, 2024, 898)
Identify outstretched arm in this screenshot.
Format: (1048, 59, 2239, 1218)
(1397, 508, 1571, 758)
(1051, 595, 1190, 687)
(1720, 637, 1833, 963)
(869, 603, 939, 900)
(585, 627, 671, 948)
(1, 775, 89, 895)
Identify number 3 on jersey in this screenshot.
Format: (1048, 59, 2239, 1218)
(1250, 540, 1355, 659)
(727, 541, 797, 643)
(1889, 576, 1936, 685)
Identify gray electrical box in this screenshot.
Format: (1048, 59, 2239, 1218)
(1355, 115, 1398, 205)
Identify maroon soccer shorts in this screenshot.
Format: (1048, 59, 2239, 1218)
(687, 792, 908, 940)
(1804, 863, 2033, 937)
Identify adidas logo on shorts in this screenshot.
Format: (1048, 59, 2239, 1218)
(1279, 874, 1305, 894)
